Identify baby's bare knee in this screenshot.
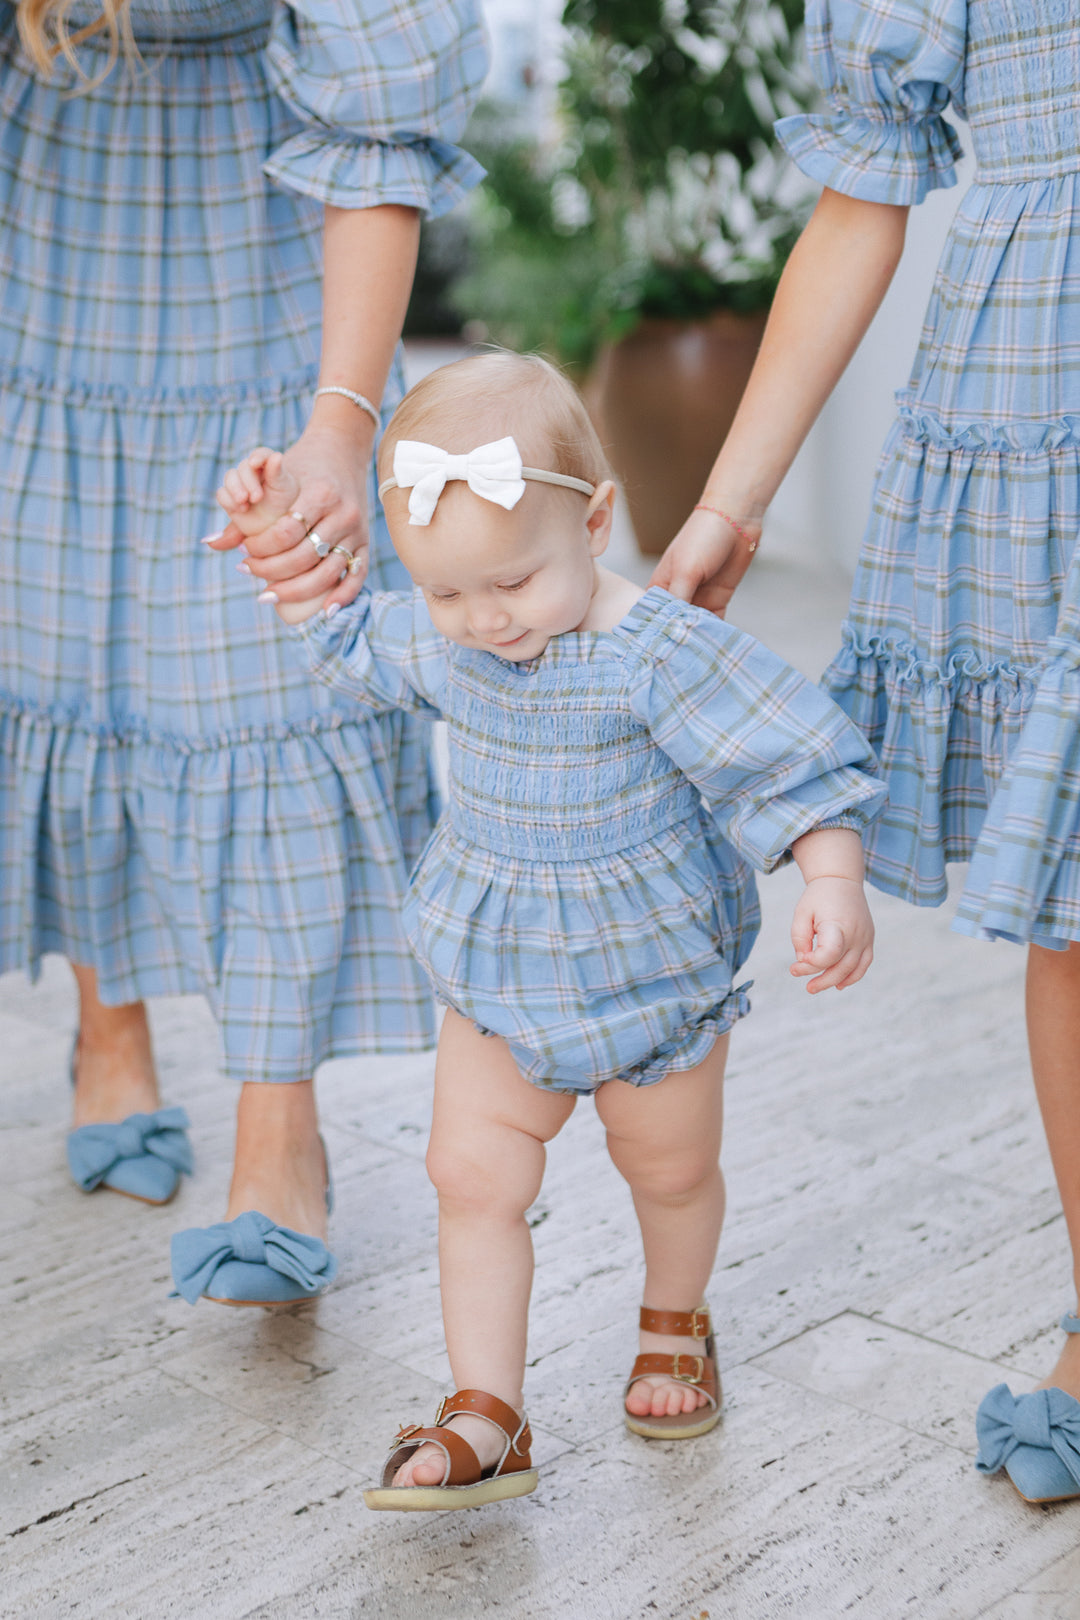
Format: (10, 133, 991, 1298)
(620, 1146, 720, 1204)
(426, 1137, 535, 1218)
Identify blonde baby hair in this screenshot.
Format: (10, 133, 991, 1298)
(18, 0, 136, 86)
(379, 352, 613, 497)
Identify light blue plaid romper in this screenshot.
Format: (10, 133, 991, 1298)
(296, 587, 886, 1093)
(0, 1, 487, 1078)
(777, 0, 1080, 950)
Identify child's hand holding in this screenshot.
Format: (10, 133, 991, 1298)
(789, 827, 875, 993)
(213, 448, 365, 625)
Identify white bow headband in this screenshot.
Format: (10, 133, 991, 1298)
(378, 435, 596, 527)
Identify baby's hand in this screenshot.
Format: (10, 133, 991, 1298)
(216, 448, 301, 539)
(790, 876, 874, 993)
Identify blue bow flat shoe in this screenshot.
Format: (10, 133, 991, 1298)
(975, 1312, 1080, 1504)
(67, 1107, 194, 1205)
(170, 1144, 335, 1307)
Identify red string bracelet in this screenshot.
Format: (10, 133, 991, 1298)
(693, 502, 759, 554)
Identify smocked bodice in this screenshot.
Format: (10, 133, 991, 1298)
(964, 2, 1080, 182)
(442, 647, 701, 862)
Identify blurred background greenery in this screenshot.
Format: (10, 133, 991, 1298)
(406, 0, 817, 372)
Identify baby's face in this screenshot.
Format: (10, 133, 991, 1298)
(386, 480, 613, 662)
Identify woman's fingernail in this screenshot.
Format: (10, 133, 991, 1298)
(257, 590, 278, 605)
(200, 531, 225, 546)
(236, 562, 252, 575)
(325, 602, 341, 619)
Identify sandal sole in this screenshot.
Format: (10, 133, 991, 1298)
(363, 1469, 539, 1512)
(1010, 1480, 1080, 1506)
(624, 1407, 722, 1441)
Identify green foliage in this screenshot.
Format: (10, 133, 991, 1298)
(452, 0, 817, 367)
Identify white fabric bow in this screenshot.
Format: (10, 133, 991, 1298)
(392, 436, 527, 526)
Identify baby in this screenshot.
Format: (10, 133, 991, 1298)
(215, 352, 884, 1511)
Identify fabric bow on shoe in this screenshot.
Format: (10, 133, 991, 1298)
(976, 1384, 1080, 1484)
(392, 436, 527, 526)
(169, 1210, 337, 1304)
(67, 1106, 193, 1191)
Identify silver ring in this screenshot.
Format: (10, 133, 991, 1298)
(306, 529, 329, 558)
(288, 510, 307, 527)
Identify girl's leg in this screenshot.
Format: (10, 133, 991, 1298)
(1026, 942, 1080, 1398)
(225, 1080, 329, 1241)
(595, 1035, 728, 1420)
(395, 1008, 576, 1487)
(70, 965, 160, 1125)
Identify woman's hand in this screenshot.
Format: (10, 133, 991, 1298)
(649, 506, 761, 618)
(208, 418, 372, 614)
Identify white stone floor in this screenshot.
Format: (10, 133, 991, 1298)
(4, 542, 1080, 1620)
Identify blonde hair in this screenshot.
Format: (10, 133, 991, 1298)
(379, 352, 612, 495)
(18, 0, 136, 85)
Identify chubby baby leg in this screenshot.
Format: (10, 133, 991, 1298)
(392, 1010, 576, 1488)
(595, 1036, 728, 1421)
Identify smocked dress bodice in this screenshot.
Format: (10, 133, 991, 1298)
(298, 587, 885, 1091)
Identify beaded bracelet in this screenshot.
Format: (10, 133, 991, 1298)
(694, 502, 760, 554)
(314, 385, 381, 431)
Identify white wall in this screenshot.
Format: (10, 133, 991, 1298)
(767, 133, 975, 570)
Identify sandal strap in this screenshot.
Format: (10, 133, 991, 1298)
(639, 1304, 711, 1339)
(380, 1424, 482, 1489)
(436, 1389, 533, 1466)
(624, 1351, 719, 1411)
(380, 1389, 533, 1489)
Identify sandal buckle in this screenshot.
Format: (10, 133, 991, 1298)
(672, 1354, 705, 1385)
(391, 1422, 422, 1448)
(689, 1307, 710, 1340)
(433, 1396, 449, 1427)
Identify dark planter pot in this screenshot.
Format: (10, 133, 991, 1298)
(591, 308, 769, 556)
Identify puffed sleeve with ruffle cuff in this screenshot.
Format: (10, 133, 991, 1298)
(263, 0, 488, 215)
(774, 0, 966, 205)
(628, 600, 887, 874)
(291, 588, 448, 716)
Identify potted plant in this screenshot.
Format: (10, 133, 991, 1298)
(453, 0, 816, 553)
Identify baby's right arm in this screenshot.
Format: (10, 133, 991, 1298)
(216, 450, 359, 626)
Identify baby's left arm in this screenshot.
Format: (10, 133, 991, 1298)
(789, 827, 874, 993)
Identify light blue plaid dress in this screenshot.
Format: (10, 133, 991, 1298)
(777, 0, 1080, 950)
(296, 586, 885, 1093)
(0, 0, 487, 1079)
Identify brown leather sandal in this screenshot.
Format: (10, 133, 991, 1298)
(624, 1304, 723, 1440)
(363, 1389, 539, 1512)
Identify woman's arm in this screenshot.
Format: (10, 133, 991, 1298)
(212, 203, 420, 608)
(651, 188, 909, 614)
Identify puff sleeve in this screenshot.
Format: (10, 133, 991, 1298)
(628, 605, 886, 874)
(263, 0, 488, 215)
(774, 0, 966, 205)
(292, 589, 449, 717)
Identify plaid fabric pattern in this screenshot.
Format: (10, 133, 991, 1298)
(298, 588, 885, 1093)
(0, 0, 487, 1078)
(777, 1, 1080, 948)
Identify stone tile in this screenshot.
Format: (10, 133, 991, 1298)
(752, 1310, 1036, 1452)
(157, 1312, 572, 1477)
(2, 1367, 365, 1620)
(245, 1367, 1080, 1620)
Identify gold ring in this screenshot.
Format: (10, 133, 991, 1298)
(306, 530, 329, 558)
(347, 554, 364, 576)
(330, 544, 354, 562)
(288, 510, 307, 527)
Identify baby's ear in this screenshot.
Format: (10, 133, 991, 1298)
(586, 479, 617, 557)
